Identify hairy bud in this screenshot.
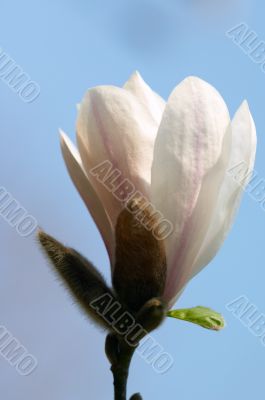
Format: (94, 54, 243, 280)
(37, 230, 115, 331)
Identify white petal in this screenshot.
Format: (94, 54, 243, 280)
(60, 130, 115, 264)
(166, 125, 232, 307)
(191, 101, 257, 277)
(123, 71, 165, 126)
(76, 78, 163, 227)
(150, 77, 231, 304)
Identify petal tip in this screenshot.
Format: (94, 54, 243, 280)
(240, 99, 250, 112)
(59, 128, 69, 144)
(59, 130, 79, 160)
(125, 70, 145, 88)
(182, 75, 207, 86)
(59, 127, 65, 136)
(131, 70, 142, 79)
(235, 99, 254, 122)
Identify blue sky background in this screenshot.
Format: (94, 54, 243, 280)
(0, 0, 264, 399)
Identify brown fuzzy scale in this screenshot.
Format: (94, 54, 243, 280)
(37, 230, 167, 335)
(113, 199, 167, 312)
(37, 230, 115, 331)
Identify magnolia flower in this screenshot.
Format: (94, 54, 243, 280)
(60, 72, 256, 309)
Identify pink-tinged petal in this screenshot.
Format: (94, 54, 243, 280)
(166, 126, 232, 307)
(190, 101, 257, 278)
(76, 77, 163, 227)
(60, 130, 115, 264)
(123, 71, 165, 126)
(150, 77, 230, 305)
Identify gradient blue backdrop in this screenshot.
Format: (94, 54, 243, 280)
(0, 0, 264, 399)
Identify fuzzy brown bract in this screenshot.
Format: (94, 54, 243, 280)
(113, 199, 167, 312)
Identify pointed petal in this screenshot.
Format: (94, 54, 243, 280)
(60, 130, 115, 264)
(123, 71, 165, 126)
(150, 77, 232, 305)
(191, 101, 257, 277)
(76, 79, 163, 226)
